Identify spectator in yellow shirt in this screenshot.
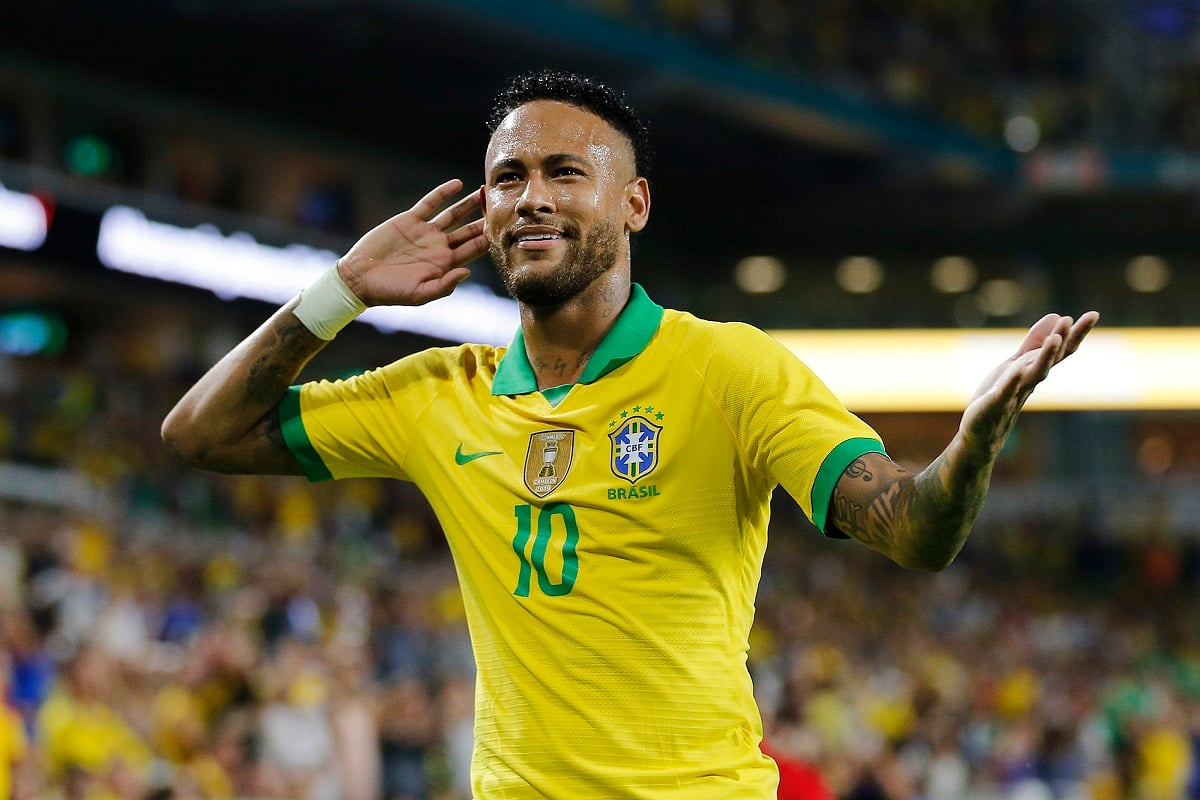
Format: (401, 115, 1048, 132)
(0, 648, 31, 800)
(37, 646, 151, 798)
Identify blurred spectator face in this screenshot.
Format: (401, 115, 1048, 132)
(67, 647, 113, 703)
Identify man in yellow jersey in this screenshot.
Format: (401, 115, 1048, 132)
(162, 70, 1098, 798)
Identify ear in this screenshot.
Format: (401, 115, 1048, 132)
(624, 177, 651, 233)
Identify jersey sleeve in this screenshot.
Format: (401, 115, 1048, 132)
(711, 323, 885, 536)
(277, 349, 450, 483)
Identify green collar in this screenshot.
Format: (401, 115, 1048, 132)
(492, 283, 664, 397)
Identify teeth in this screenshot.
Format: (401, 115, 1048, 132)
(518, 233, 560, 241)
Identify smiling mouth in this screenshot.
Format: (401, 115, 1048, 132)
(508, 227, 571, 250)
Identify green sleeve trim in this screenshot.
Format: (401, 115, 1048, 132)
(811, 437, 887, 537)
(278, 386, 334, 483)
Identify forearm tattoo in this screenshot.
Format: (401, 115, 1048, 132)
(246, 316, 320, 405)
(831, 452, 989, 568)
(242, 312, 324, 471)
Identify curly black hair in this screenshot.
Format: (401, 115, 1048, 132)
(486, 69, 653, 179)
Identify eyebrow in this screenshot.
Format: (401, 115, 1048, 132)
(488, 153, 595, 175)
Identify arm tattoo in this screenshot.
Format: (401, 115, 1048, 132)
(831, 458, 912, 550)
(844, 458, 873, 482)
(863, 481, 911, 546)
(831, 452, 989, 569)
(244, 313, 322, 473)
(832, 492, 865, 532)
(246, 316, 320, 404)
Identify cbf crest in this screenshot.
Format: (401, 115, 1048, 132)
(609, 415, 661, 484)
(524, 430, 575, 498)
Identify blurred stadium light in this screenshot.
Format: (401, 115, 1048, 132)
(0, 309, 67, 356)
(96, 203, 518, 345)
(770, 327, 1200, 412)
(0, 181, 48, 250)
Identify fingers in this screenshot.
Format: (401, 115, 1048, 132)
(1030, 331, 1064, 383)
(446, 217, 488, 269)
(1061, 310, 1100, 358)
(983, 333, 1058, 420)
(1009, 313, 1061, 361)
(1028, 310, 1100, 374)
(410, 179, 466, 220)
(446, 218, 484, 249)
(972, 310, 1099, 431)
(411, 178, 483, 233)
(997, 328, 1063, 403)
(1018, 313, 1063, 354)
(1018, 309, 1093, 384)
(432, 186, 484, 230)
(1016, 310, 1100, 365)
(425, 267, 472, 300)
(450, 230, 490, 268)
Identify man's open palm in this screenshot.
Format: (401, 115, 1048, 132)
(961, 310, 1100, 458)
(337, 179, 488, 307)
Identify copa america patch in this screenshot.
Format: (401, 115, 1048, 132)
(609, 416, 661, 484)
(524, 430, 575, 498)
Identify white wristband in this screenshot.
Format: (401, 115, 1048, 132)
(293, 264, 367, 340)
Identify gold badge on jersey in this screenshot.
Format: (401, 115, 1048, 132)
(524, 430, 575, 498)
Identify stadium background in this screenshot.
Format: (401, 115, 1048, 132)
(1, 1, 1199, 798)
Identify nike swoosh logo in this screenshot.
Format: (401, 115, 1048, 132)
(455, 443, 503, 465)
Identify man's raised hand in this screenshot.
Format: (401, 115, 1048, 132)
(960, 310, 1100, 460)
(336, 179, 488, 307)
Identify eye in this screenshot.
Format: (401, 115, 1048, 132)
(493, 172, 522, 186)
(554, 166, 584, 178)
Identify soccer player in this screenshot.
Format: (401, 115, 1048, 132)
(162, 70, 1098, 798)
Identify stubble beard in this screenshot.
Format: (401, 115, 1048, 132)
(490, 220, 624, 308)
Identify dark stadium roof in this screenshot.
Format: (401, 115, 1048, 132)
(0, 0, 1019, 253)
(3, 0, 1200, 325)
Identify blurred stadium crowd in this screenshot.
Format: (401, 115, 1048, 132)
(570, 0, 1200, 150)
(2, 1, 1200, 799)
(6, 1, 1200, 241)
(0, 301, 1198, 800)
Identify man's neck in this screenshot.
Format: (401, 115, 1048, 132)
(518, 272, 630, 390)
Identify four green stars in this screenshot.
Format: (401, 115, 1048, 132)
(609, 403, 665, 428)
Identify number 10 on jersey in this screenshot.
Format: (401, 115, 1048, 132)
(512, 502, 580, 597)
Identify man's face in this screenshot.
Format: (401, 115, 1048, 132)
(484, 100, 648, 307)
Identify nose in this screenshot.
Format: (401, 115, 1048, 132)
(516, 173, 555, 217)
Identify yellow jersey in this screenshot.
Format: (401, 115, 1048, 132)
(37, 691, 152, 782)
(280, 284, 884, 799)
(0, 704, 26, 800)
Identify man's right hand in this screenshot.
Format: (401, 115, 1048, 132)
(337, 179, 488, 307)
(162, 179, 489, 475)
